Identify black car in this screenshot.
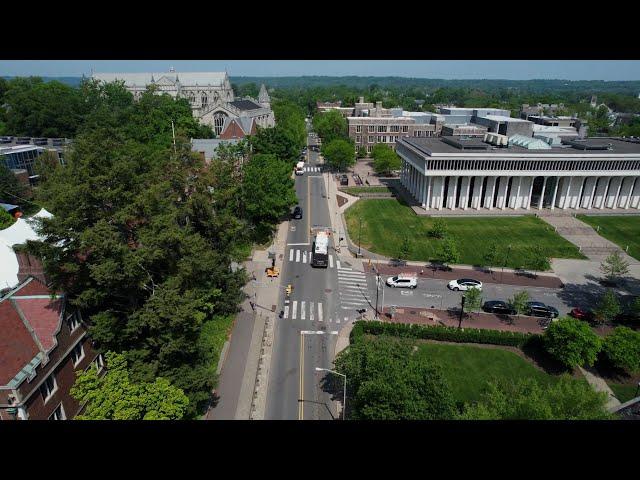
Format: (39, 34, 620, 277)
(340, 174, 348, 186)
(482, 300, 516, 315)
(526, 302, 559, 318)
(292, 206, 303, 219)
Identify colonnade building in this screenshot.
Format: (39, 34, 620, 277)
(396, 136, 640, 212)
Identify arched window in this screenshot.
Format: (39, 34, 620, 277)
(201, 93, 208, 107)
(213, 112, 227, 136)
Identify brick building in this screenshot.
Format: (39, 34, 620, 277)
(0, 256, 102, 420)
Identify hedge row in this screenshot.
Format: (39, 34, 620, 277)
(350, 320, 540, 348)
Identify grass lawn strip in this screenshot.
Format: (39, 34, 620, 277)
(609, 383, 640, 403)
(341, 186, 391, 195)
(577, 215, 640, 261)
(345, 199, 585, 269)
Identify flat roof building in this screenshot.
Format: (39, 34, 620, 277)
(396, 136, 640, 213)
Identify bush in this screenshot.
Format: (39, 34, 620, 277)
(428, 218, 448, 239)
(0, 207, 14, 229)
(544, 317, 602, 369)
(602, 326, 640, 373)
(351, 320, 539, 348)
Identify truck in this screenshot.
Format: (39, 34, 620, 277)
(311, 230, 330, 268)
(295, 161, 305, 175)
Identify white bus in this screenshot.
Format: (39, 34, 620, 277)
(295, 161, 305, 175)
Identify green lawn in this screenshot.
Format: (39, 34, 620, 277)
(198, 314, 235, 381)
(609, 383, 639, 403)
(341, 186, 391, 195)
(345, 199, 585, 269)
(577, 215, 640, 261)
(415, 342, 556, 404)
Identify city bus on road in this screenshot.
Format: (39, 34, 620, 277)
(295, 161, 305, 175)
(311, 228, 331, 268)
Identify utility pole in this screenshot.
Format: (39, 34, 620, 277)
(458, 294, 466, 329)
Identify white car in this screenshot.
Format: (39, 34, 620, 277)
(447, 278, 483, 291)
(386, 275, 417, 289)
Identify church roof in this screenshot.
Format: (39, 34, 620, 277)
(92, 72, 227, 87)
(229, 99, 263, 111)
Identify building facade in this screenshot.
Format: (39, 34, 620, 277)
(396, 136, 640, 212)
(348, 116, 436, 153)
(92, 71, 275, 135)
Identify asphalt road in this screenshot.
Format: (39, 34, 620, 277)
(266, 132, 346, 420)
(366, 274, 572, 316)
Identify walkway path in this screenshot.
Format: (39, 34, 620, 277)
(578, 366, 622, 412)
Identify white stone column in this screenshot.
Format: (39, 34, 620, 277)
(509, 176, 522, 209)
(555, 177, 570, 209)
(606, 177, 623, 209)
(617, 177, 634, 209)
(447, 176, 458, 209)
(472, 176, 484, 210)
(439, 176, 445, 210)
(568, 176, 583, 209)
(629, 177, 640, 209)
(550, 177, 559, 210)
(421, 175, 427, 209)
(521, 177, 534, 210)
(594, 177, 609, 209)
(425, 177, 432, 209)
(497, 177, 509, 210)
(612, 176, 624, 209)
(582, 177, 597, 209)
(460, 176, 471, 210)
(484, 177, 497, 210)
(538, 177, 548, 210)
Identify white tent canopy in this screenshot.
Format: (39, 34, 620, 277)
(0, 208, 52, 290)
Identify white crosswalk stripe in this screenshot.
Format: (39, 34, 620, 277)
(301, 301, 306, 320)
(292, 301, 297, 320)
(309, 302, 314, 321)
(289, 249, 294, 261)
(336, 260, 341, 269)
(344, 317, 349, 323)
(295, 250, 300, 262)
(302, 251, 307, 264)
(284, 305, 289, 319)
(318, 302, 323, 322)
(329, 255, 334, 269)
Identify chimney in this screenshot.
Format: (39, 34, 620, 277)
(359, 96, 364, 104)
(376, 101, 382, 110)
(14, 248, 48, 286)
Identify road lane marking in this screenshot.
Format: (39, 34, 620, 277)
(289, 249, 294, 261)
(287, 243, 310, 246)
(302, 251, 307, 264)
(336, 260, 341, 269)
(295, 250, 300, 262)
(318, 302, 323, 322)
(309, 302, 314, 321)
(292, 301, 298, 320)
(329, 255, 334, 269)
(299, 334, 304, 420)
(301, 301, 306, 320)
(284, 306, 289, 319)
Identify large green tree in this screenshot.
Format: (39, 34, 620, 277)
(312, 110, 348, 144)
(602, 327, 640, 373)
(0, 163, 26, 206)
(371, 143, 401, 175)
(71, 351, 189, 420)
(458, 375, 612, 420)
(321, 138, 356, 171)
(544, 317, 602, 369)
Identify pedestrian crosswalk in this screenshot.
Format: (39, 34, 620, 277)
(287, 248, 332, 267)
(337, 264, 370, 310)
(281, 297, 364, 324)
(304, 166, 321, 173)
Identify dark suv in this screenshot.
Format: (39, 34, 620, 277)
(292, 206, 303, 219)
(526, 302, 559, 318)
(482, 300, 516, 315)
(340, 174, 348, 186)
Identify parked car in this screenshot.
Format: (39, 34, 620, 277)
(386, 274, 417, 289)
(482, 300, 516, 315)
(570, 307, 595, 322)
(292, 206, 303, 219)
(340, 174, 348, 186)
(526, 302, 559, 318)
(448, 279, 483, 292)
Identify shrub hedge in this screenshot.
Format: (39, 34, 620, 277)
(350, 320, 540, 348)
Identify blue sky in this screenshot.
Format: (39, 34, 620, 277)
(1, 60, 640, 80)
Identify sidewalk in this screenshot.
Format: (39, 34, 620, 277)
(381, 306, 549, 334)
(578, 366, 622, 412)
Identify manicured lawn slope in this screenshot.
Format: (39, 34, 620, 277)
(609, 383, 639, 403)
(577, 215, 640, 261)
(345, 199, 585, 268)
(415, 342, 556, 404)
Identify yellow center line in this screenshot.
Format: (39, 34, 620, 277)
(298, 332, 304, 420)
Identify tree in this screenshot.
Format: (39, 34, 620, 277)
(482, 242, 500, 273)
(334, 336, 456, 420)
(461, 287, 482, 327)
(527, 245, 550, 277)
(438, 237, 460, 267)
(357, 145, 367, 159)
(428, 218, 448, 239)
(631, 296, 640, 323)
(371, 144, 401, 176)
(0, 163, 27, 206)
(398, 235, 411, 260)
(0, 205, 14, 229)
(593, 289, 621, 325)
(458, 375, 612, 420)
(71, 352, 189, 420)
(312, 110, 348, 144)
(249, 125, 299, 164)
(321, 138, 356, 172)
(508, 290, 530, 319)
(602, 327, 640, 373)
(600, 250, 630, 285)
(544, 317, 603, 369)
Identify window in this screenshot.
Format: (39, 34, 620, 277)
(402, 125, 409, 133)
(366, 145, 373, 153)
(213, 112, 227, 136)
(368, 136, 374, 143)
(377, 136, 382, 142)
(378, 125, 387, 133)
(49, 404, 66, 421)
(40, 374, 57, 403)
(94, 353, 105, 373)
(356, 125, 362, 133)
(390, 125, 400, 133)
(67, 311, 81, 332)
(368, 125, 376, 133)
(356, 135, 361, 143)
(71, 342, 85, 367)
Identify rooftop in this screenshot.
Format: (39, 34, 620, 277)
(229, 99, 263, 111)
(92, 71, 227, 87)
(483, 115, 531, 123)
(400, 136, 640, 156)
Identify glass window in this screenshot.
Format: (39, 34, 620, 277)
(49, 404, 66, 420)
(94, 353, 105, 373)
(68, 311, 81, 332)
(356, 125, 362, 133)
(40, 374, 57, 403)
(71, 342, 85, 367)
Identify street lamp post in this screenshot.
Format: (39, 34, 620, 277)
(358, 216, 362, 257)
(315, 368, 347, 420)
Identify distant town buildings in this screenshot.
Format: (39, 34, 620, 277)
(92, 70, 275, 136)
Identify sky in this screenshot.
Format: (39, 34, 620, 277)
(1, 60, 640, 80)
